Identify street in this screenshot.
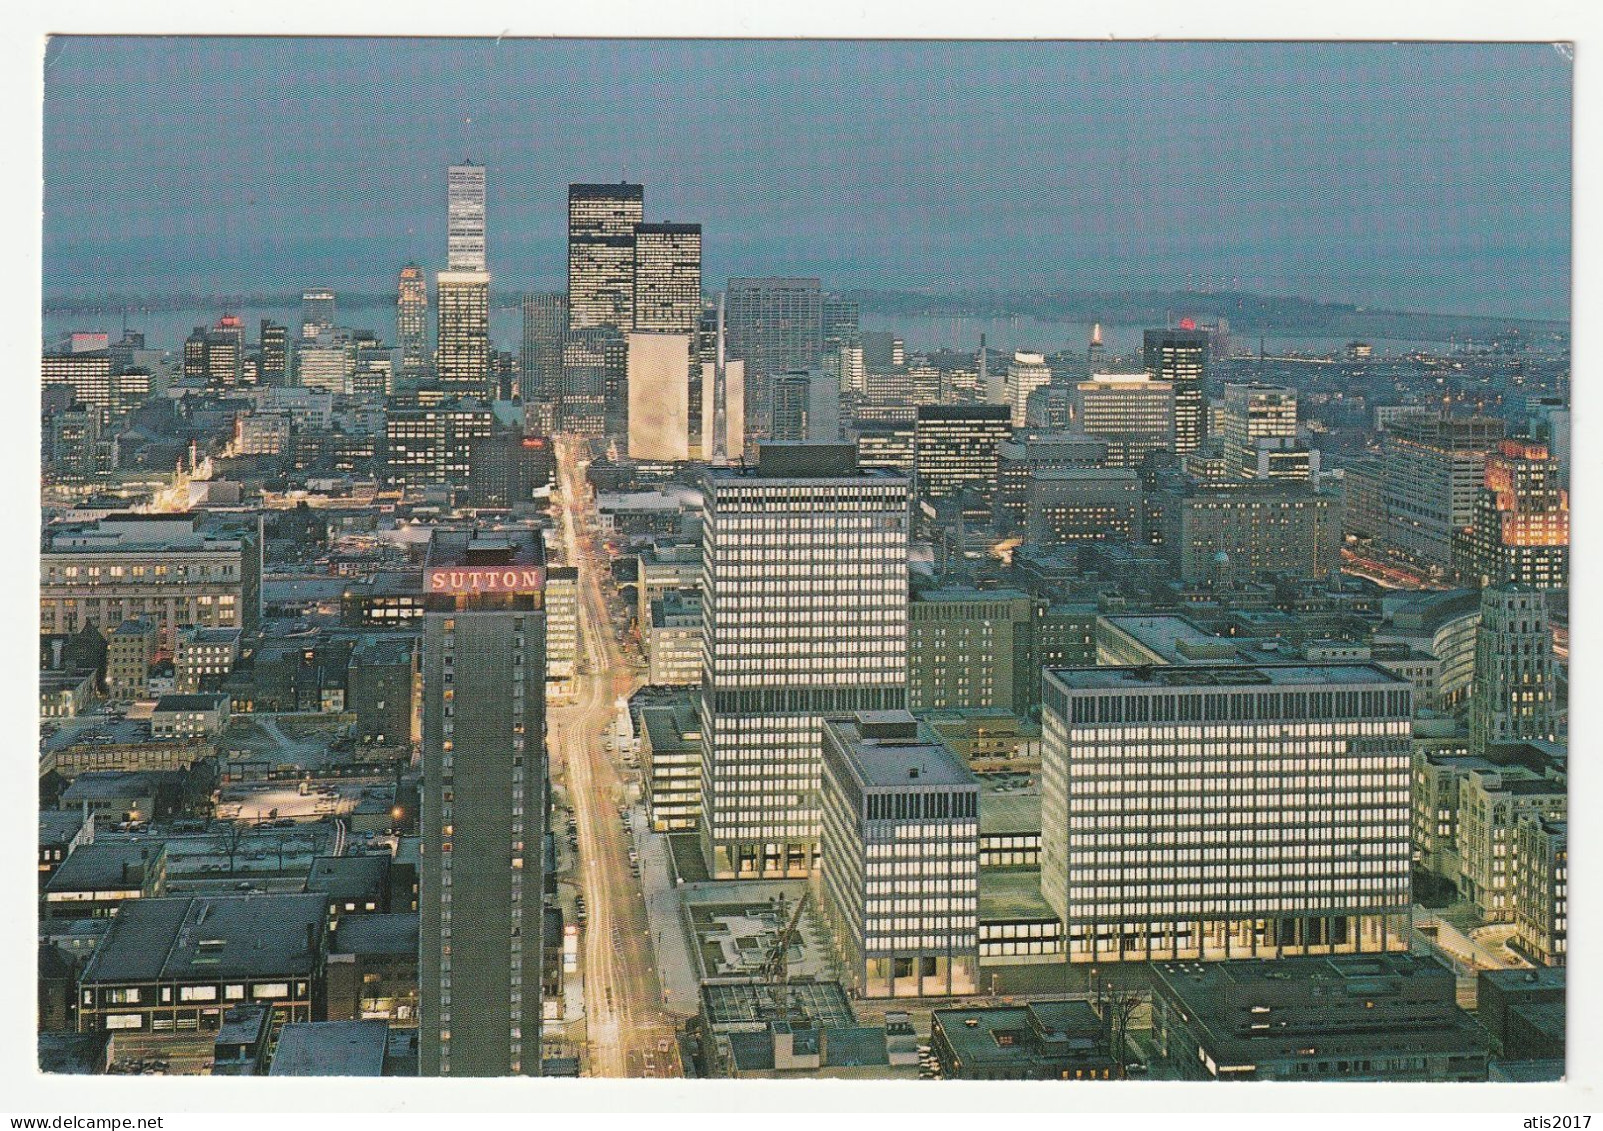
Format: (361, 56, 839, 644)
(548, 437, 681, 1077)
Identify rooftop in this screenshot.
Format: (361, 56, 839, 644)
(152, 694, 229, 713)
(45, 839, 165, 894)
(60, 770, 182, 802)
(39, 809, 90, 847)
(1047, 662, 1408, 693)
(979, 790, 1041, 837)
(1099, 614, 1245, 664)
(825, 712, 977, 791)
(81, 893, 329, 985)
(269, 1021, 389, 1077)
(978, 868, 1057, 921)
(305, 855, 391, 901)
(700, 980, 856, 1031)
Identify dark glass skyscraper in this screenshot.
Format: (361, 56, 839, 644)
(1143, 327, 1210, 454)
(568, 183, 644, 332)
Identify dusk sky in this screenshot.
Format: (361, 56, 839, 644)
(43, 37, 1572, 318)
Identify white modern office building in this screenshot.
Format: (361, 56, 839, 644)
(1040, 662, 1415, 963)
(697, 443, 910, 879)
(818, 711, 980, 999)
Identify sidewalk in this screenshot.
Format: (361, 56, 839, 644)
(631, 803, 703, 1017)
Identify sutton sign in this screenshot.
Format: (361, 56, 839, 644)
(425, 566, 546, 594)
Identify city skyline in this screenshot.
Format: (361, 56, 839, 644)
(44, 38, 1570, 319)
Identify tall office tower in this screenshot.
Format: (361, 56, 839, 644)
(1381, 413, 1505, 569)
(817, 711, 980, 999)
(861, 331, 905, 373)
(821, 294, 860, 353)
(632, 222, 702, 333)
(1221, 383, 1318, 481)
(1470, 585, 1560, 753)
(908, 587, 1035, 715)
(1527, 397, 1570, 482)
(1042, 662, 1414, 963)
(1003, 351, 1052, 427)
(183, 314, 245, 387)
(912, 404, 1013, 507)
(724, 277, 824, 437)
(1453, 439, 1569, 589)
(259, 320, 289, 386)
(557, 330, 621, 437)
(519, 293, 567, 405)
(1072, 373, 1176, 468)
(567, 182, 645, 332)
(397, 264, 430, 375)
(1150, 478, 1342, 582)
(436, 271, 492, 397)
(300, 290, 336, 341)
(1142, 327, 1209, 453)
(419, 529, 547, 1077)
(825, 341, 867, 397)
(697, 444, 909, 879)
(447, 162, 487, 271)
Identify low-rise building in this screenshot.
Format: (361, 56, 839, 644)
(76, 893, 330, 1035)
(637, 698, 702, 833)
(173, 627, 242, 694)
(325, 913, 418, 1025)
(41, 839, 167, 922)
(646, 591, 702, 687)
(306, 855, 392, 920)
(41, 669, 97, 719)
(1478, 968, 1565, 1063)
(269, 1020, 390, 1076)
(58, 770, 187, 825)
(1150, 955, 1489, 1081)
(346, 634, 416, 750)
(39, 810, 96, 889)
(150, 694, 231, 739)
(930, 1000, 1115, 1080)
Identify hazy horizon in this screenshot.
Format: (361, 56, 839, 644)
(44, 38, 1572, 321)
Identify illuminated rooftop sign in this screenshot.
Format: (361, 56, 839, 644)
(425, 566, 546, 594)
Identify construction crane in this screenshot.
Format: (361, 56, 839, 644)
(758, 890, 810, 997)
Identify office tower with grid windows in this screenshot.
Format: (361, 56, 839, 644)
(1072, 372, 1176, 469)
(724, 277, 824, 437)
(397, 264, 429, 375)
(436, 271, 492, 397)
(568, 183, 645, 332)
(697, 443, 910, 879)
(419, 529, 546, 1077)
(632, 222, 702, 333)
(1003, 351, 1052, 427)
(1221, 383, 1318, 481)
(912, 404, 1013, 508)
(1041, 662, 1415, 964)
(1380, 412, 1505, 570)
(1143, 327, 1209, 454)
(300, 290, 335, 341)
(447, 162, 487, 271)
(817, 710, 980, 999)
(259, 319, 289, 386)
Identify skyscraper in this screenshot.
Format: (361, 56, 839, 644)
(519, 292, 567, 408)
(724, 277, 824, 437)
(1470, 584, 1560, 753)
(1143, 327, 1209, 454)
(258, 319, 288, 386)
(1072, 372, 1176, 468)
(419, 528, 547, 1077)
(436, 271, 492, 397)
(1042, 662, 1414, 963)
(1453, 439, 1569, 589)
(632, 222, 702, 333)
(1381, 413, 1505, 569)
(567, 183, 645, 332)
(397, 264, 429, 376)
(447, 162, 487, 271)
(697, 444, 909, 879)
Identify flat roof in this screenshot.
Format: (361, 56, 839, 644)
(39, 809, 90, 846)
(81, 893, 329, 985)
(60, 770, 181, 800)
(1047, 662, 1408, 692)
(45, 839, 165, 893)
(305, 855, 390, 900)
(825, 715, 977, 790)
(153, 694, 229, 713)
(978, 869, 1056, 921)
(269, 1021, 389, 1076)
(700, 980, 855, 1030)
(933, 1001, 1103, 1067)
(980, 791, 1041, 837)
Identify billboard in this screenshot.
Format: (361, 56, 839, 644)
(424, 566, 546, 594)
